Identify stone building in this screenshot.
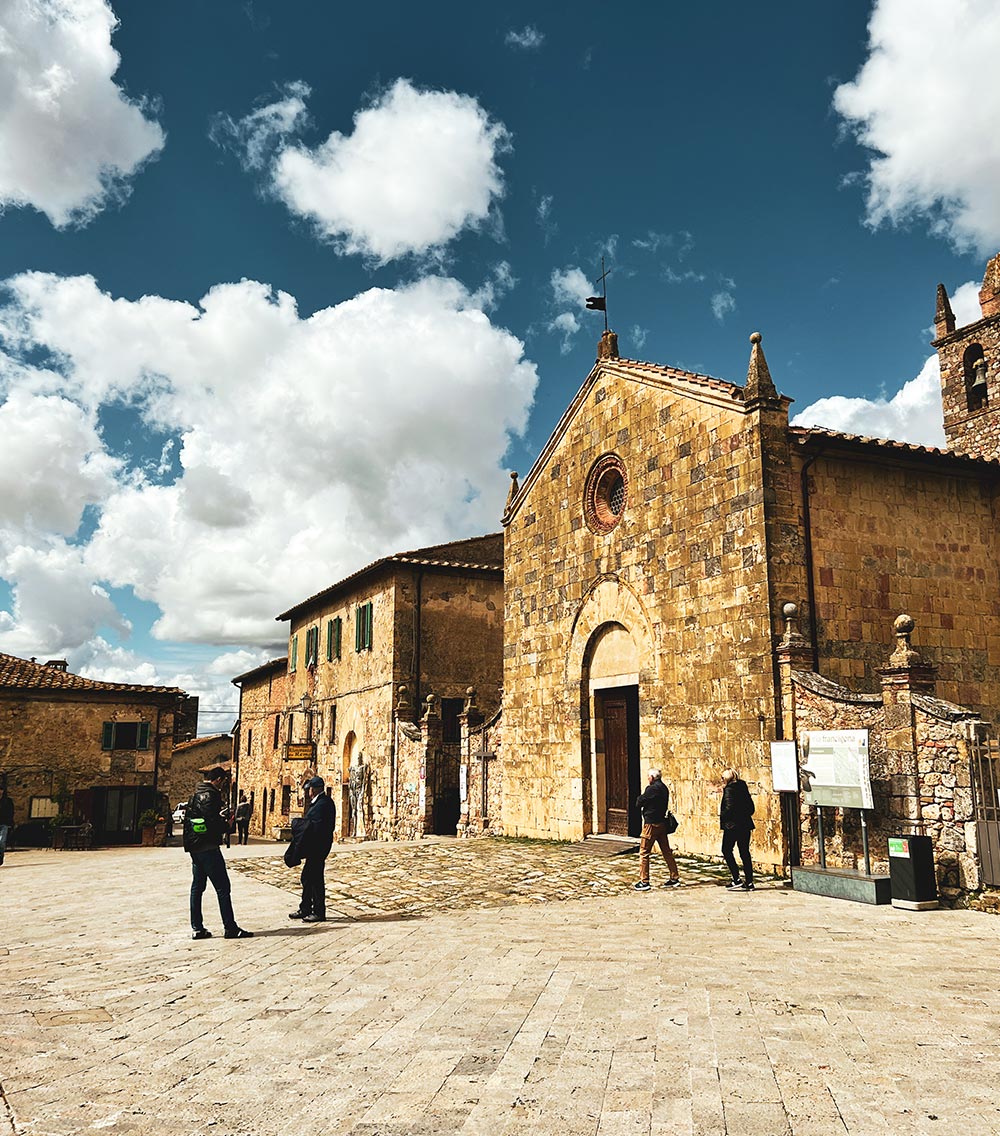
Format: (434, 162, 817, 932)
(238, 535, 503, 841)
(231, 657, 287, 838)
(0, 652, 195, 844)
(501, 252, 1000, 875)
(169, 733, 234, 809)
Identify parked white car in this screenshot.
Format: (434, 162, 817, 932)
(172, 802, 187, 827)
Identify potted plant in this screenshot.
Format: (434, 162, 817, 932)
(137, 808, 162, 846)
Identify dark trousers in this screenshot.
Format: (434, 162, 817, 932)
(300, 857, 327, 918)
(236, 821, 249, 845)
(190, 847, 237, 932)
(722, 826, 754, 885)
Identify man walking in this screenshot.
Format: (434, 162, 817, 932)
(720, 768, 755, 892)
(633, 767, 679, 891)
(234, 790, 252, 845)
(184, 767, 253, 940)
(288, 776, 336, 923)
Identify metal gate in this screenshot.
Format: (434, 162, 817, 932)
(970, 727, 1000, 888)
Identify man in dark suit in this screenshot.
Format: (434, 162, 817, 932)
(288, 776, 336, 923)
(720, 768, 756, 892)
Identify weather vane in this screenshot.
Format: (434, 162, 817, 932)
(586, 256, 611, 332)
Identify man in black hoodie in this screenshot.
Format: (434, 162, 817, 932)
(633, 768, 679, 892)
(288, 776, 336, 923)
(184, 767, 253, 940)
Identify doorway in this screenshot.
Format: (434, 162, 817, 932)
(597, 686, 640, 836)
(90, 785, 153, 844)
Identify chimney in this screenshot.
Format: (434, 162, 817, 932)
(44, 659, 68, 671)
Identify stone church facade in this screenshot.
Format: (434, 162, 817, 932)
(500, 253, 1000, 875)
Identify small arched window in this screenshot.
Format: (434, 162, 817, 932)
(963, 343, 988, 411)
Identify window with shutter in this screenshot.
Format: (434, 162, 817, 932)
(326, 619, 334, 661)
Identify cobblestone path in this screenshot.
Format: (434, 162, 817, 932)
(3, 841, 999, 1136)
(230, 836, 737, 919)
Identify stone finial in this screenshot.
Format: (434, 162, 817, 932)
(422, 692, 439, 721)
(463, 686, 477, 714)
(980, 252, 1000, 319)
(597, 328, 619, 361)
(889, 614, 923, 667)
(744, 331, 778, 403)
(780, 602, 807, 647)
(504, 471, 519, 513)
(395, 684, 412, 718)
(934, 282, 956, 337)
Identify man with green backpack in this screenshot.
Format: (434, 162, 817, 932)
(183, 766, 253, 941)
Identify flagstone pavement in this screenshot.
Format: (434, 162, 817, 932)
(2, 835, 1000, 1136)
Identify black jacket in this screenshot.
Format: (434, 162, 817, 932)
(720, 778, 755, 831)
(636, 778, 669, 825)
(183, 781, 230, 852)
(294, 791, 336, 862)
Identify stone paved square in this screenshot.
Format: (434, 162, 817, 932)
(2, 837, 1000, 1136)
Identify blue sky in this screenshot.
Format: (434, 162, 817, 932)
(0, 0, 998, 725)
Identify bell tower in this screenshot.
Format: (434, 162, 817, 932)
(933, 251, 1000, 461)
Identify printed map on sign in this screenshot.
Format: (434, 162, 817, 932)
(798, 730, 874, 810)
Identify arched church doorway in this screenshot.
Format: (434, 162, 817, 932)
(586, 622, 642, 837)
(341, 730, 360, 838)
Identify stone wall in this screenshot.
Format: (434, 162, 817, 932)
(781, 610, 983, 901)
(798, 446, 1000, 719)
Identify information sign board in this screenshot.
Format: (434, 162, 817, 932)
(799, 729, 873, 809)
(769, 741, 799, 792)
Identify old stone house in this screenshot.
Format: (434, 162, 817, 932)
(169, 733, 234, 810)
(231, 656, 287, 838)
(0, 652, 196, 844)
(500, 252, 1000, 878)
(235, 535, 503, 841)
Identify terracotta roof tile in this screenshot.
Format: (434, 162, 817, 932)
(0, 652, 186, 696)
(790, 426, 1000, 467)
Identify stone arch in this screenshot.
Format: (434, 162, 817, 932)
(566, 575, 658, 685)
(567, 576, 659, 836)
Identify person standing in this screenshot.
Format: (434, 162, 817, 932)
(234, 791, 252, 845)
(720, 768, 755, 892)
(633, 768, 679, 891)
(288, 776, 336, 923)
(184, 767, 253, 940)
(0, 788, 14, 866)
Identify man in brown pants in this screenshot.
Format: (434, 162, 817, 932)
(633, 768, 680, 891)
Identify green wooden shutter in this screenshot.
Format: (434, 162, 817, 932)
(355, 609, 361, 652)
(335, 616, 342, 659)
(102, 722, 114, 750)
(138, 722, 150, 750)
(326, 619, 333, 661)
(291, 634, 298, 672)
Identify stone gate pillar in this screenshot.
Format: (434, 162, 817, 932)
(877, 614, 938, 833)
(420, 694, 442, 835)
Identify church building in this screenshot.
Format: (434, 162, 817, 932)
(500, 254, 1000, 873)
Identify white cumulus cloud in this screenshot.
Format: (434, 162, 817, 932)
(219, 78, 510, 263)
(0, 0, 164, 227)
(834, 0, 1000, 252)
(0, 272, 537, 666)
